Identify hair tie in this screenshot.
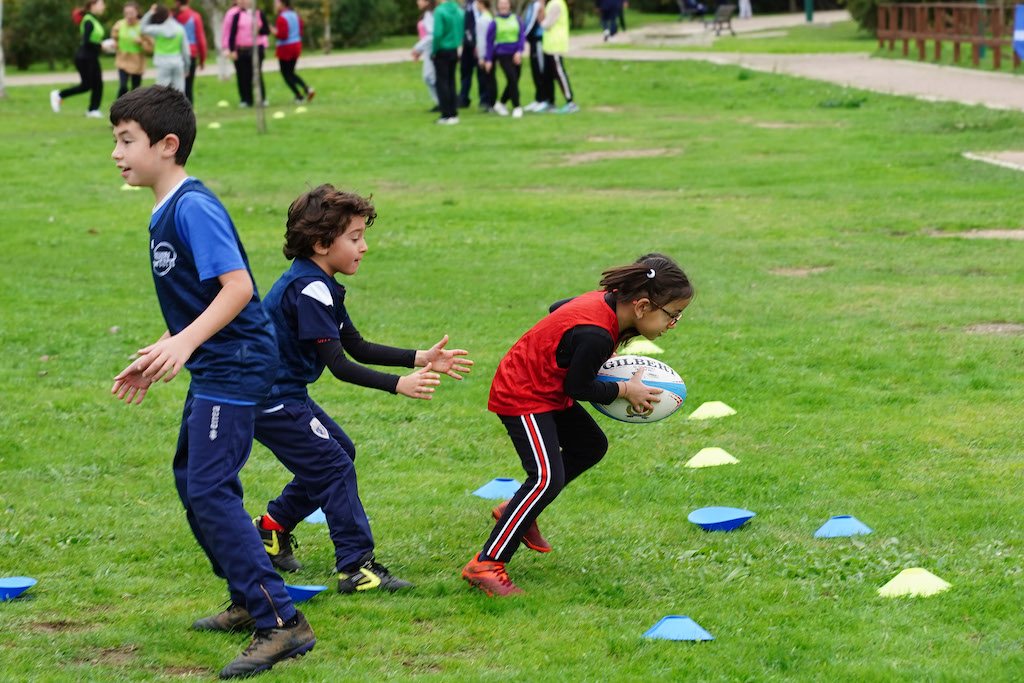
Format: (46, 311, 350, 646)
(646, 268, 656, 279)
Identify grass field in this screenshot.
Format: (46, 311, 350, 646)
(1, 51, 1023, 681)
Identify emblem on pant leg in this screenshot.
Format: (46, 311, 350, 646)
(309, 417, 329, 439)
(209, 405, 221, 441)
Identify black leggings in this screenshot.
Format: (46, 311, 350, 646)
(496, 54, 521, 108)
(184, 56, 197, 103)
(278, 58, 309, 99)
(433, 49, 459, 118)
(541, 53, 572, 104)
(481, 404, 607, 563)
(234, 46, 266, 106)
(60, 51, 103, 111)
(117, 69, 142, 99)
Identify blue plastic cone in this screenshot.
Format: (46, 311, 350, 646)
(814, 515, 872, 538)
(643, 615, 714, 641)
(303, 508, 327, 524)
(0, 577, 37, 601)
(472, 477, 522, 499)
(687, 506, 756, 532)
(284, 584, 328, 602)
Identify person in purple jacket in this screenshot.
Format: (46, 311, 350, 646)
(484, 0, 526, 118)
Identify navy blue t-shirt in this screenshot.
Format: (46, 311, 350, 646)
(262, 258, 415, 404)
(148, 178, 277, 404)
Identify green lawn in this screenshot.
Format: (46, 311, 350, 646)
(1, 55, 1022, 681)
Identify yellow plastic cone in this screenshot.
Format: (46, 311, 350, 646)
(294, 106, 308, 114)
(120, 183, 141, 191)
(273, 111, 286, 119)
(878, 568, 951, 597)
(620, 338, 664, 355)
(207, 122, 222, 129)
(217, 100, 230, 108)
(688, 401, 737, 420)
(685, 447, 739, 468)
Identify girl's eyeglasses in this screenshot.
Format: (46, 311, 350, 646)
(650, 300, 684, 327)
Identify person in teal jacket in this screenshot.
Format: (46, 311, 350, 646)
(431, 0, 465, 124)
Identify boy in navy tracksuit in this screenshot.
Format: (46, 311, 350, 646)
(252, 184, 472, 593)
(109, 85, 314, 679)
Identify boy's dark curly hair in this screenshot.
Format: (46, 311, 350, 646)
(283, 184, 376, 260)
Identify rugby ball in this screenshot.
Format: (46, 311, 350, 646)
(101, 38, 117, 54)
(591, 354, 686, 423)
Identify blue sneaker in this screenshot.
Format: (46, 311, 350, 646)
(556, 102, 580, 114)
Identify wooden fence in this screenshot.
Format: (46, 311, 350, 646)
(877, 3, 1021, 69)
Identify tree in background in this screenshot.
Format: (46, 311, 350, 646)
(4, 0, 78, 70)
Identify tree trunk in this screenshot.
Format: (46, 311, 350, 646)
(0, 0, 7, 99)
(322, 0, 331, 54)
(252, 7, 265, 133)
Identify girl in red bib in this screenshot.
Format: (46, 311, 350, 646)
(463, 253, 694, 596)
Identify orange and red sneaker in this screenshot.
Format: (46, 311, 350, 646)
(462, 553, 524, 597)
(492, 501, 552, 553)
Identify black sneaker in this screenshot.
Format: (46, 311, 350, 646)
(337, 552, 414, 593)
(192, 604, 256, 633)
(218, 610, 315, 679)
(254, 516, 303, 573)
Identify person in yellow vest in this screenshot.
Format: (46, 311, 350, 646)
(51, 0, 107, 118)
(538, 0, 578, 113)
(141, 3, 191, 94)
(112, 2, 148, 98)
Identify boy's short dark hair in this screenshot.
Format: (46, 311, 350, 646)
(283, 184, 376, 260)
(110, 86, 196, 166)
(151, 4, 170, 23)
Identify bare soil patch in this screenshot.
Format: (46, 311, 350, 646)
(76, 645, 139, 666)
(929, 228, 1024, 241)
(586, 136, 632, 143)
(30, 620, 97, 633)
(591, 105, 623, 113)
(559, 147, 680, 166)
(770, 266, 832, 277)
(964, 322, 1024, 335)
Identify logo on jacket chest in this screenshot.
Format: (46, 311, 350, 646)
(152, 240, 178, 277)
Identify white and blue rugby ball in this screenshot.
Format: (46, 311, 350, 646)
(591, 355, 687, 423)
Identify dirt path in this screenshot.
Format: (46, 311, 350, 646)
(9, 10, 1024, 112)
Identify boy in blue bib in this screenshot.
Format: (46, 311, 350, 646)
(109, 85, 315, 679)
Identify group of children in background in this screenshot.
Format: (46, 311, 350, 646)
(420, 0, 578, 124)
(51, 0, 312, 117)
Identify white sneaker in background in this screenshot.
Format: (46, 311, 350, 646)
(50, 90, 62, 113)
(512, 107, 523, 119)
(493, 102, 509, 116)
(85, 110, 103, 118)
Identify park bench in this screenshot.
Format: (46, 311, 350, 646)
(703, 4, 737, 36)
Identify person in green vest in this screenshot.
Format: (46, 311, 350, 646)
(112, 2, 148, 98)
(484, 0, 526, 117)
(51, 0, 107, 118)
(538, 0, 578, 113)
(141, 3, 191, 94)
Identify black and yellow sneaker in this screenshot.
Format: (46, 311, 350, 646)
(192, 603, 256, 633)
(218, 610, 315, 679)
(254, 516, 303, 573)
(337, 552, 414, 593)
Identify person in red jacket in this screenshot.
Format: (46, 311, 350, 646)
(173, 0, 208, 104)
(461, 253, 694, 597)
(274, 0, 314, 102)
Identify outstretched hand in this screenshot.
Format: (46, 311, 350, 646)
(396, 362, 442, 400)
(417, 334, 473, 380)
(112, 360, 154, 405)
(133, 333, 196, 384)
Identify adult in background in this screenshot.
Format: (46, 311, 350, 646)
(432, 0, 465, 124)
(596, 0, 618, 42)
(274, 0, 314, 103)
(457, 0, 476, 108)
(222, 0, 270, 107)
(412, 0, 439, 111)
(521, 0, 545, 112)
(141, 3, 192, 94)
(474, 0, 495, 112)
(112, 2, 147, 98)
(738, 0, 752, 19)
(539, 0, 577, 113)
(173, 0, 208, 103)
(51, 0, 107, 118)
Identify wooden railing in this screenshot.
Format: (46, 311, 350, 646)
(877, 3, 1021, 69)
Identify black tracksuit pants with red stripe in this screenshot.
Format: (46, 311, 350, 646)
(480, 403, 607, 563)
